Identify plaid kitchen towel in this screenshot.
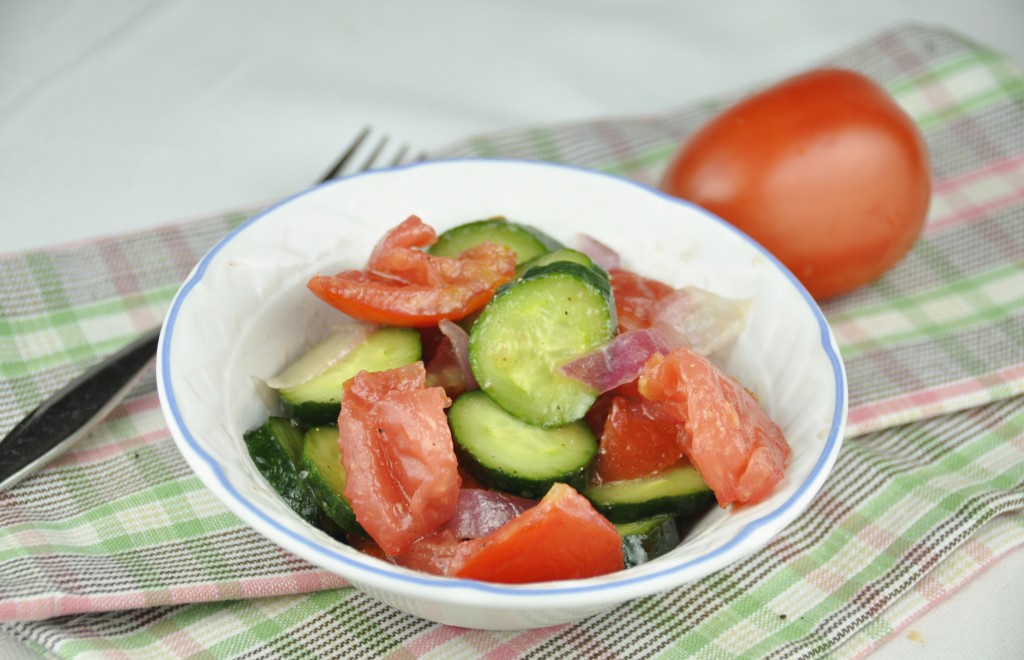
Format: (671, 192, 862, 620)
(1, 23, 1022, 658)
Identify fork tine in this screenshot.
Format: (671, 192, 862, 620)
(316, 126, 371, 183)
(358, 134, 389, 172)
(317, 127, 419, 185)
(389, 144, 409, 167)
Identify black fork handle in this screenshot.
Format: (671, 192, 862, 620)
(0, 326, 161, 491)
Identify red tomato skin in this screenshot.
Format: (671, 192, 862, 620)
(308, 216, 516, 326)
(309, 270, 500, 326)
(339, 362, 461, 556)
(449, 483, 623, 583)
(595, 395, 685, 483)
(638, 348, 790, 507)
(661, 69, 931, 299)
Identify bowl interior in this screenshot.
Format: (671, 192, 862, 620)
(157, 159, 847, 624)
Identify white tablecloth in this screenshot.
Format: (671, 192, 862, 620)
(2, 1, 1023, 657)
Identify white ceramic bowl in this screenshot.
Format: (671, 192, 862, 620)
(156, 159, 847, 630)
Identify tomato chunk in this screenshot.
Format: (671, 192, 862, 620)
(595, 394, 685, 482)
(309, 216, 517, 326)
(449, 483, 624, 583)
(388, 528, 462, 576)
(638, 348, 790, 507)
(339, 362, 461, 555)
(609, 268, 674, 333)
(347, 528, 461, 577)
(585, 379, 643, 437)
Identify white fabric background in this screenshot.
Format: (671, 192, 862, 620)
(2, 1, 1023, 657)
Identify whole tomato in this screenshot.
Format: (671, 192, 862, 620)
(660, 69, 931, 299)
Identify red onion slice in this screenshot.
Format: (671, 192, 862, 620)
(652, 287, 752, 356)
(438, 319, 477, 391)
(575, 233, 621, 271)
(443, 488, 535, 539)
(561, 328, 674, 393)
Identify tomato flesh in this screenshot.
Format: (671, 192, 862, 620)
(308, 215, 517, 326)
(609, 268, 674, 333)
(595, 394, 684, 482)
(346, 528, 461, 576)
(339, 362, 461, 555)
(449, 483, 624, 583)
(638, 348, 790, 507)
(660, 68, 931, 299)
(389, 528, 462, 576)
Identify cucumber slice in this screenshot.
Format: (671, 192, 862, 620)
(280, 327, 421, 426)
(243, 416, 322, 524)
(469, 261, 617, 428)
(515, 247, 605, 279)
(583, 463, 714, 524)
(300, 425, 364, 535)
(429, 217, 562, 264)
(449, 390, 598, 499)
(459, 249, 605, 333)
(617, 515, 681, 568)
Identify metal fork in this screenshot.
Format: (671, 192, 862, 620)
(0, 127, 420, 492)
